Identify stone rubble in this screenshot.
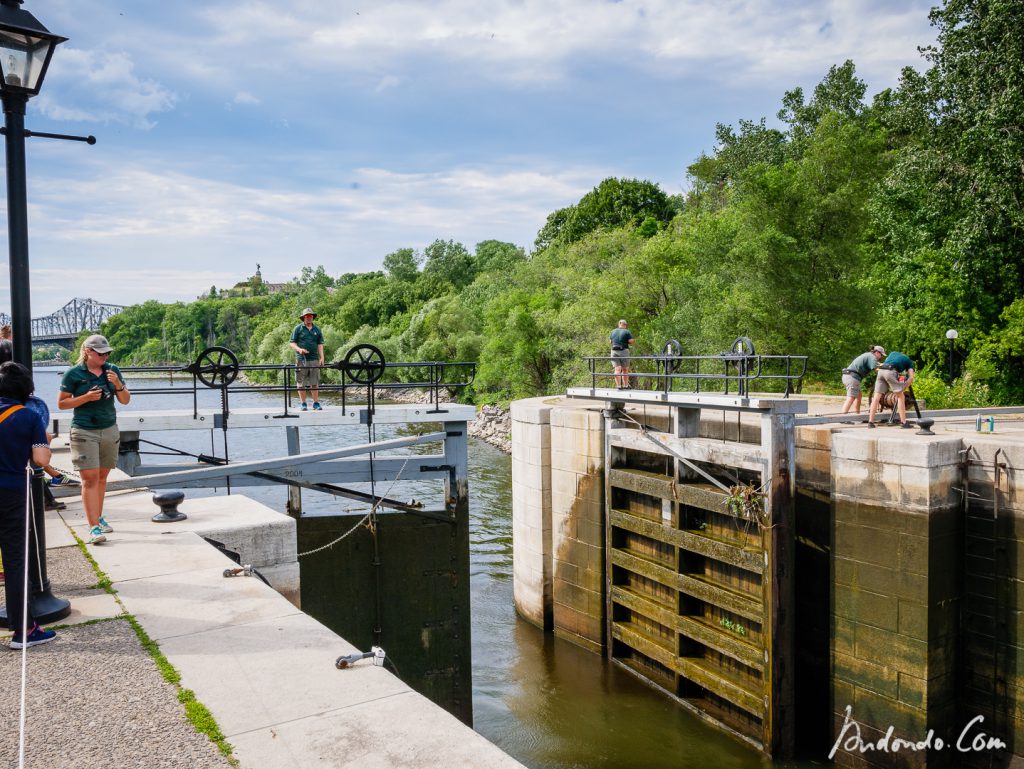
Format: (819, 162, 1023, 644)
(468, 404, 511, 454)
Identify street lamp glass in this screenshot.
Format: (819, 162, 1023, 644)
(946, 329, 959, 340)
(0, 3, 65, 96)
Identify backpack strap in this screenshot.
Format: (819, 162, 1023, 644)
(0, 403, 24, 425)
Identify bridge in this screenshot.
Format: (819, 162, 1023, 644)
(0, 297, 125, 347)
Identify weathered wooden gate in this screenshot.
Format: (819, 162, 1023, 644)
(602, 395, 800, 756)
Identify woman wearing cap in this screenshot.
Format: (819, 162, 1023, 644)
(57, 334, 130, 544)
(840, 345, 886, 415)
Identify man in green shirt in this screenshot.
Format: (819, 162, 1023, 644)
(841, 345, 886, 415)
(868, 351, 916, 428)
(609, 319, 635, 389)
(289, 308, 325, 411)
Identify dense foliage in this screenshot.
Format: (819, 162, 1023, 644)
(96, 0, 1023, 407)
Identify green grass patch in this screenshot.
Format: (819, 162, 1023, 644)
(70, 525, 236, 764)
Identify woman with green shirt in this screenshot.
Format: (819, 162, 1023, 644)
(58, 334, 131, 544)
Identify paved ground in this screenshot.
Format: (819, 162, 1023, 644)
(1, 545, 233, 769)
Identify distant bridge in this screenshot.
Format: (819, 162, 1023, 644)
(0, 298, 125, 347)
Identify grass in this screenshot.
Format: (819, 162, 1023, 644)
(71, 529, 238, 764)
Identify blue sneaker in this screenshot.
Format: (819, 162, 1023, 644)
(49, 474, 79, 487)
(313, 402, 322, 411)
(300, 402, 308, 411)
(98, 516, 113, 534)
(88, 526, 107, 545)
(11, 624, 57, 649)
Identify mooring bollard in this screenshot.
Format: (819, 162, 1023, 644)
(916, 418, 935, 436)
(151, 490, 187, 522)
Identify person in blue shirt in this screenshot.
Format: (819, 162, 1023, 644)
(867, 351, 916, 428)
(289, 308, 325, 411)
(0, 362, 57, 648)
(841, 345, 886, 415)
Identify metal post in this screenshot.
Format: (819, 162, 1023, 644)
(949, 338, 954, 382)
(4, 91, 31, 371)
(285, 425, 302, 518)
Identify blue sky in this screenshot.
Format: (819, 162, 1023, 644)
(1, 0, 937, 317)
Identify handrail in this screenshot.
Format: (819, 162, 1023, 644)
(582, 353, 808, 398)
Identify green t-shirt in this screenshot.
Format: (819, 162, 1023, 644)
(60, 362, 124, 429)
(846, 352, 879, 378)
(884, 352, 915, 373)
(290, 323, 324, 361)
(610, 328, 633, 350)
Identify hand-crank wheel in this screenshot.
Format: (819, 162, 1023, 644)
(191, 346, 239, 389)
(343, 344, 386, 385)
(729, 336, 756, 357)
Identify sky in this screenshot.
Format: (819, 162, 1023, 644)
(0, 0, 938, 319)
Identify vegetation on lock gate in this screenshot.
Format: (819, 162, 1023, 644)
(91, 0, 1024, 409)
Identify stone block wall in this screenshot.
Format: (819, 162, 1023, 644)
(550, 405, 606, 652)
(511, 398, 554, 630)
(830, 431, 964, 769)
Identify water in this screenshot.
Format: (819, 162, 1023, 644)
(33, 367, 786, 769)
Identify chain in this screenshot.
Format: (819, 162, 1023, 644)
(296, 453, 413, 558)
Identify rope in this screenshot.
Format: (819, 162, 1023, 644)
(18, 465, 31, 769)
(295, 453, 413, 558)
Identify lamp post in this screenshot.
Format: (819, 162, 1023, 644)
(0, 0, 65, 371)
(946, 329, 959, 382)
(0, 0, 69, 628)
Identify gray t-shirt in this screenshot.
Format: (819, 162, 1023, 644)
(845, 352, 878, 378)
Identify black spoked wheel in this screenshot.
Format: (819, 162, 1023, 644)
(192, 346, 239, 388)
(730, 336, 756, 357)
(344, 344, 386, 385)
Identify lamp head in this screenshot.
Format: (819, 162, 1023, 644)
(0, 0, 65, 96)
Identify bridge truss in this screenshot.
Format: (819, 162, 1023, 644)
(0, 298, 124, 343)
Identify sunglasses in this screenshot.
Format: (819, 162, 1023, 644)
(90, 349, 111, 357)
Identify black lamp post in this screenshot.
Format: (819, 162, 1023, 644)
(0, 0, 65, 371)
(0, 0, 69, 628)
(946, 329, 959, 382)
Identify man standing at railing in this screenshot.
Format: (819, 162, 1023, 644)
(289, 308, 325, 411)
(610, 319, 635, 390)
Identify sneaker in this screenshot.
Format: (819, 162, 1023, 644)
(88, 526, 107, 545)
(98, 516, 113, 533)
(300, 402, 308, 411)
(867, 422, 876, 429)
(10, 624, 57, 649)
(45, 500, 67, 511)
(313, 402, 322, 411)
(901, 422, 914, 429)
(48, 474, 79, 487)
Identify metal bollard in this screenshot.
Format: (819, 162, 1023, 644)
(151, 490, 187, 522)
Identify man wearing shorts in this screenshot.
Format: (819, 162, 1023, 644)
(841, 345, 886, 414)
(289, 308, 325, 411)
(867, 351, 916, 428)
(610, 319, 634, 389)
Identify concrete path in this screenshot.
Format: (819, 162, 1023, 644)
(3, 489, 525, 769)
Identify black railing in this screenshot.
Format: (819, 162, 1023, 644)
(117, 347, 475, 419)
(583, 351, 808, 398)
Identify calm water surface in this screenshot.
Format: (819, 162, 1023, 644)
(35, 367, 792, 769)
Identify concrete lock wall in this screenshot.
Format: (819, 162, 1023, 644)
(513, 395, 1024, 764)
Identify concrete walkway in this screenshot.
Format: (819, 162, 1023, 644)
(3, 488, 525, 769)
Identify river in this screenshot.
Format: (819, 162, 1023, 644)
(34, 367, 784, 769)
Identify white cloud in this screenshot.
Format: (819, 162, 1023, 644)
(375, 75, 400, 93)
(1, 157, 599, 311)
(193, 0, 935, 90)
(232, 90, 261, 105)
(35, 48, 177, 129)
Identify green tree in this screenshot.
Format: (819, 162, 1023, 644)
(383, 247, 421, 283)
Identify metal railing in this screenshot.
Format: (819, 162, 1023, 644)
(116, 345, 475, 419)
(583, 351, 808, 397)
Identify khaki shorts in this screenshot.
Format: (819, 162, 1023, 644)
(875, 368, 908, 395)
(70, 425, 120, 470)
(611, 349, 630, 367)
(296, 359, 321, 388)
(842, 373, 862, 397)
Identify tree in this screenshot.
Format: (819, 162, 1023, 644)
(475, 240, 526, 273)
(419, 239, 477, 295)
(383, 247, 421, 283)
(534, 177, 676, 250)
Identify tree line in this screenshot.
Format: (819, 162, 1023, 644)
(96, 0, 1023, 408)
